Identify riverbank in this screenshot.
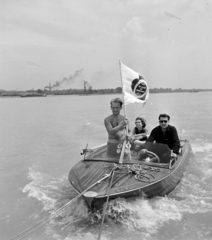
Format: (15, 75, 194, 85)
(1, 88, 212, 97)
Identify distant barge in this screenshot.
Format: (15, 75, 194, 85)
(189, 90, 199, 93)
(20, 93, 47, 97)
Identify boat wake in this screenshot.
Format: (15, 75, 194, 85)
(22, 167, 74, 212)
(101, 197, 182, 233)
(22, 139, 212, 240)
(192, 140, 212, 154)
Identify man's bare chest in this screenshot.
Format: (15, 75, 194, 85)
(110, 117, 122, 127)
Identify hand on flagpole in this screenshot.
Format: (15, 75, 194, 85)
(118, 118, 129, 128)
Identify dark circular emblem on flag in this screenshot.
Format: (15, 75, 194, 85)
(131, 75, 148, 100)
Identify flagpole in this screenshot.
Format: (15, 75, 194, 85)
(119, 60, 127, 119)
(119, 60, 131, 163)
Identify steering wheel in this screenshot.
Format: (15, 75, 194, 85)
(138, 150, 160, 163)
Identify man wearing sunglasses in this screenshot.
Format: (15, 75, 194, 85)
(146, 113, 180, 158)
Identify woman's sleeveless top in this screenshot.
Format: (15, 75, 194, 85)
(134, 127, 147, 140)
(135, 127, 146, 134)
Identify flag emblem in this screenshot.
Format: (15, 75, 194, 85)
(131, 76, 148, 100)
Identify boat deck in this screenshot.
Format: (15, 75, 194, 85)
(69, 140, 193, 209)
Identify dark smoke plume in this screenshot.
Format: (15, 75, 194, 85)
(52, 69, 84, 89)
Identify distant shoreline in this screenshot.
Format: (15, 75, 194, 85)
(0, 88, 212, 97)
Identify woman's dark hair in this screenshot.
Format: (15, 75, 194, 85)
(158, 113, 170, 120)
(135, 117, 146, 128)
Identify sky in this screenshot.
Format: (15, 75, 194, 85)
(1, 0, 212, 91)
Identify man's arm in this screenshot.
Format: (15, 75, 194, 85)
(146, 128, 156, 142)
(171, 127, 180, 154)
(104, 117, 128, 135)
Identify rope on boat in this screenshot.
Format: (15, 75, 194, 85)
(9, 196, 80, 240)
(96, 162, 161, 240)
(97, 169, 115, 240)
(112, 163, 161, 184)
(9, 171, 113, 240)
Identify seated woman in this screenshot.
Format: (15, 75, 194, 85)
(131, 117, 148, 149)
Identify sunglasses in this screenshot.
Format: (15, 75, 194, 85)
(159, 120, 168, 123)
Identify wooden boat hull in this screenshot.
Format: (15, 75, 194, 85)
(69, 140, 193, 210)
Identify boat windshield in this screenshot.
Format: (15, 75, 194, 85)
(84, 142, 172, 165)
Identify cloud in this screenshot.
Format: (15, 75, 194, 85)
(1, 0, 212, 90)
(123, 17, 143, 35)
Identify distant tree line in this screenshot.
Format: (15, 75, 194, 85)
(0, 87, 212, 97)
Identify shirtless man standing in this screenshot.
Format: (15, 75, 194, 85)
(104, 98, 130, 157)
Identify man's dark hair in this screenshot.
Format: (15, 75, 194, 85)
(158, 113, 170, 120)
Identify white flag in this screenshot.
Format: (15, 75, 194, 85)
(120, 62, 149, 105)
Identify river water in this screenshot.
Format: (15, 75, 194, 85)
(0, 92, 212, 240)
